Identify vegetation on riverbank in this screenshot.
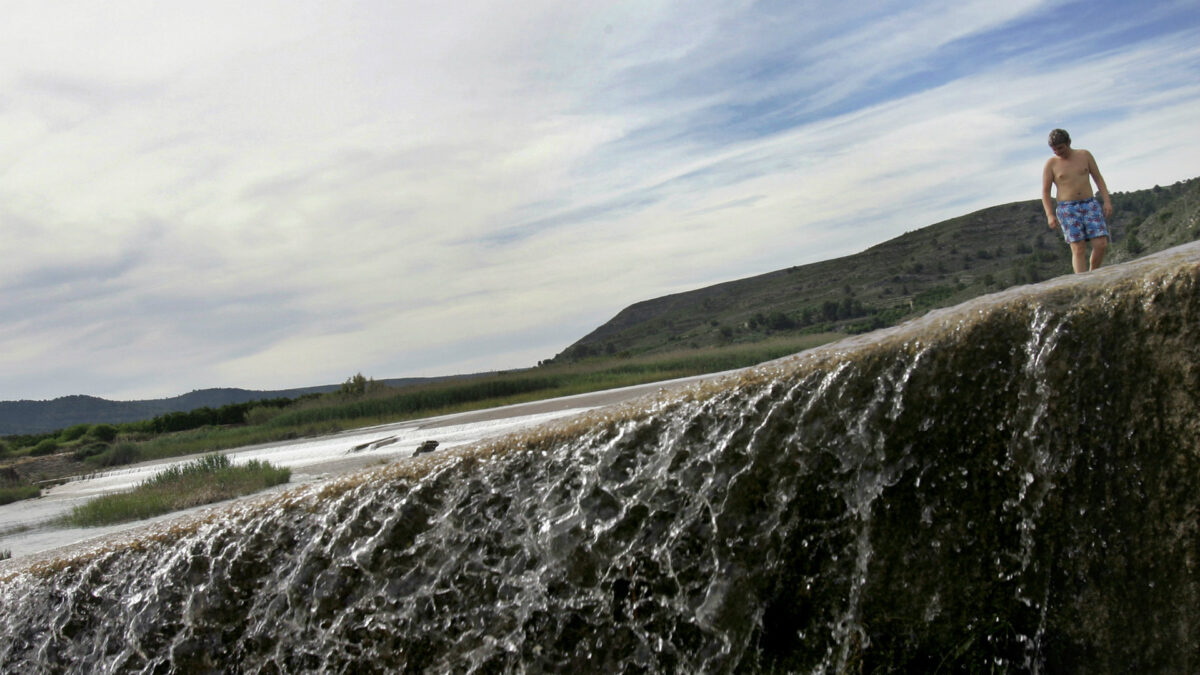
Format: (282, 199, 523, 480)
(0, 334, 841, 497)
(0, 484, 40, 506)
(0, 467, 41, 506)
(60, 454, 290, 528)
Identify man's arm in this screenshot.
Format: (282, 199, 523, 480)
(1042, 160, 1059, 229)
(1085, 150, 1113, 218)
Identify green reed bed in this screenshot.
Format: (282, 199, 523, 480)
(262, 335, 841, 428)
(126, 333, 844, 465)
(131, 423, 343, 463)
(276, 334, 846, 430)
(62, 454, 290, 528)
(264, 375, 564, 429)
(0, 484, 40, 506)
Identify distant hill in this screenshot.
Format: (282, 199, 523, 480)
(0, 377, 459, 436)
(553, 177, 1199, 361)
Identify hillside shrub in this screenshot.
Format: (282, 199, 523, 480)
(73, 442, 111, 461)
(144, 397, 296, 434)
(60, 424, 91, 442)
(0, 484, 40, 506)
(244, 406, 284, 426)
(87, 442, 140, 468)
(912, 285, 956, 310)
(1126, 234, 1145, 255)
(30, 439, 59, 457)
(88, 424, 120, 443)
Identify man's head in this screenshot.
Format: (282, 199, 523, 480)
(1048, 128, 1071, 157)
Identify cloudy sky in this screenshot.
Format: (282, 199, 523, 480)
(2, 0, 1198, 401)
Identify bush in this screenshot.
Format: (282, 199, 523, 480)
(73, 442, 111, 461)
(144, 397, 296, 434)
(1126, 233, 1145, 255)
(88, 442, 140, 468)
(338, 373, 390, 398)
(88, 424, 120, 443)
(0, 484, 40, 506)
(244, 406, 284, 426)
(912, 285, 956, 309)
(30, 439, 59, 457)
(60, 424, 91, 442)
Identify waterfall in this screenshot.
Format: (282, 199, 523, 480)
(3, 242, 1199, 673)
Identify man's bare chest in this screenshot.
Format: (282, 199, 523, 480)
(1053, 156, 1090, 183)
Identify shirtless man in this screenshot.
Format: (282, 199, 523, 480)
(1042, 128, 1113, 273)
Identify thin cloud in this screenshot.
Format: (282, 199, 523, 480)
(0, 1, 1197, 400)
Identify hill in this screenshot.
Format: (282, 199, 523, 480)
(553, 177, 1199, 360)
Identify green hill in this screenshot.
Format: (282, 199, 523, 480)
(553, 177, 1200, 361)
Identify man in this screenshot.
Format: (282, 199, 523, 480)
(1042, 128, 1113, 273)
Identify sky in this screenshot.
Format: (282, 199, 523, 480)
(2, 0, 1198, 402)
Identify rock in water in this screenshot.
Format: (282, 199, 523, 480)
(413, 440, 439, 456)
(2, 242, 1200, 673)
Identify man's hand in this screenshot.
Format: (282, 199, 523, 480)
(1102, 200, 1113, 219)
(1047, 215, 1060, 230)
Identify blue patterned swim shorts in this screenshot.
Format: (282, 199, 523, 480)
(1056, 198, 1108, 244)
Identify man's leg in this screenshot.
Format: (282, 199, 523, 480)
(1089, 236, 1108, 271)
(1070, 241, 1088, 274)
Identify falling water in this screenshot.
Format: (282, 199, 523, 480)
(2, 242, 1199, 673)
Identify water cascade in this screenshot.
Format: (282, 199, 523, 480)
(2, 242, 1199, 673)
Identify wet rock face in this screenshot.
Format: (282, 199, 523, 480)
(2, 243, 1200, 673)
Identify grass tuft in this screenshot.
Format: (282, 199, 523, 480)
(62, 454, 291, 528)
(0, 484, 40, 506)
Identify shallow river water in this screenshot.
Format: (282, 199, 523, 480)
(2, 375, 727, 562)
